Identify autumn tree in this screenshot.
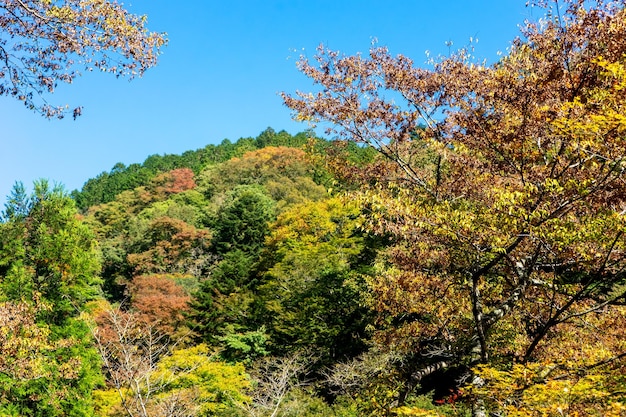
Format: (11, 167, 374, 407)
(127, 216, 212, 277)
(0, 0, 166, 118)
(0, 299, 105, 417)
(92, 302, 249, 417)
(91, 302, 165, 417)
(128, 274, 193, 339)
(283, 0, 626, 415)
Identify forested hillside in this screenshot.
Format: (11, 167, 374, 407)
(2, 1, 626, 416)
(71, 128, 315, 211)
(0, 129, 391, 416)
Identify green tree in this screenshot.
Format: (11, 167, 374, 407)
(189, 185, 275, 350)
(256, 197, 374, 367)
(0, 180, 104, 416)
(0, 180, 101, 322)
(283, 1, 626, 414)
(0, 0, 166, 118)
(212, 184, 276, 255)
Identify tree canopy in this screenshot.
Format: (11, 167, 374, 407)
(283, 0, 626, 415)
(0, 0, 166, 118)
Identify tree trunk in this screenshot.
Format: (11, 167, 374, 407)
(471, 375, 487, 417)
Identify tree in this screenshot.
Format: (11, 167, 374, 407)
(151, 168, 197, 196)
(256, 197, 373, 367)
(127, 216, 213, 277)
(189, 185, 275, 348)
(0, 181, 104, 416)
(92, 302, 249, 417)
(92, 302, 172, 417)
(0, 0, 166, 118)
(0, 180, 101, 322)
(283, 0, 626, 414)
(128, 274, 193, 339)
(212, 184, 276, 255)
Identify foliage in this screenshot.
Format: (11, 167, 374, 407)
(471, 361, 626, 417)
(0, 0, 166, 118)
(0, 181, 105, 416)
(188, 249, 260, 346)
(72, 129, 315, 210)
(83, 170, 211, 301)
(256, 197, 374, 365)
(92, 302, 172, 417)
(189, 185, 276, 351)
(93, 304, 249, 417)
(127, 216, 212, 277)
(469, 305, 626, 416)
(0, 180, 101, 321)
(283, 0, 626, 414)
(152, 344, 250, 416)
(197, 146, 327, 211)
(212, 184, 276, 254)
(127, 274, 192, 339)
(0, 300, 104, 416)
(217, 325, 270, 364)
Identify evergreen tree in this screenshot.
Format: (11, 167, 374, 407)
(0, 180, 103, 416)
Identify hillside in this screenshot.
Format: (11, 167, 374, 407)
(3, 0, 626, 414)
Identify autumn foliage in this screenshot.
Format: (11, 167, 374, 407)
(128, 274, 191, 337)
(6, 1, 626, 415)
(284, 0, 626, 414)
(0, 0, 166, 117)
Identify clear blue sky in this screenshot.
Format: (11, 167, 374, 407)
(0, 1, 538, 202)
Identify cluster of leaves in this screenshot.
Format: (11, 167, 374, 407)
(0, 0, 166, 118)
(283, 0, 626, 415)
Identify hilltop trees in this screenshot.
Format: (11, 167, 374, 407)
(284, 0, 626, 414)
(0, 0, 166, 118)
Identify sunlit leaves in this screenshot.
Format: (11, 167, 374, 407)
(152, 344, 250, 416)
(257, 197, 373, 365)
(284, 0, 626, 413)
(197, 146, 327, 211)
(0, 0, 166, 117)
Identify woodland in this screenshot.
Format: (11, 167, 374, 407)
(1, 0, 626, 416)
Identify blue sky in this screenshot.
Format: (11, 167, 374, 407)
(0, 1, 538, 202)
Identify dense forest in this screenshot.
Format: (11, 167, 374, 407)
(2, 0, 626, 416)
(0, 129, 389, 416)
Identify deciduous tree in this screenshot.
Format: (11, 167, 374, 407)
(128, 274, 192, 339)
(283, 0, 626, 414)
(0, 0, 166, 118)
(257, 197, 373, 367)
